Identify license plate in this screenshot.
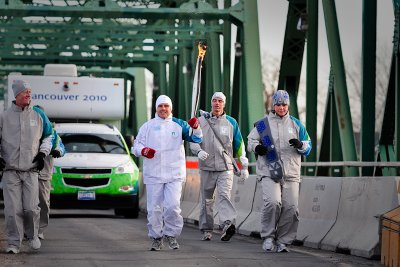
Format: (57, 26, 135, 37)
(78, 191, 95, 200)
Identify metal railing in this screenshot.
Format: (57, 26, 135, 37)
(247, 161, 400, 177)
(248, 161, 400, 167)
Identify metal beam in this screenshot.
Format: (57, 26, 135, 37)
(278, 1, 307, 119)
(323, 0, 358, 176)
(241, 0, 264, 137)
(0, 4, 239, 22)
(0, 22, 223, 33)
(305, 0, 318, 176)
(361, 0, 377, 175)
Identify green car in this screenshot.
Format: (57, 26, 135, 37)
(50, 123, 140, 218)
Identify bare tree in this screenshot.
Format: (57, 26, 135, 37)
(345, 43, 392, 134)
(261, 49, 281, 113)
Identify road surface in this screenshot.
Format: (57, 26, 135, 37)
(0, 207, 382, 267)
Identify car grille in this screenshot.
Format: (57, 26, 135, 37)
(61, 168, 112, 174)
(63, 177, 110, 188)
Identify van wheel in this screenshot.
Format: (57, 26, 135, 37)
(114, 208, 139, 219)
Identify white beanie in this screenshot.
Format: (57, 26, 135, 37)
(211, 92, 226, 103)
(12, 80, 30, 98)
(155, 95, 172, 109)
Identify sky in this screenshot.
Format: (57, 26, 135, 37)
(257, 0, 394, 136)
(258, 0, 393, 78)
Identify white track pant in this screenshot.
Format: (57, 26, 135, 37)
(146, 181, 183, 239)
(260, 177, 299, 245)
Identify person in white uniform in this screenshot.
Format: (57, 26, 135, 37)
(0, 80, 53, 254)
(132, 95, 202, 251)
(247, 90, 312, 253)
(190, 92, 249, 242)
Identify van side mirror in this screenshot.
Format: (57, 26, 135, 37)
(124, 135, 134, 149)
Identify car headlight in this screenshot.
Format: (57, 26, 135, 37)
(119, 185, 134, 193)
(116, 160, 135, 174)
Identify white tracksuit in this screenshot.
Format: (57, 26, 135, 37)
(247, 111, 312, 245)
(133, 114, 202, 238)
(0, 102, 53, 248)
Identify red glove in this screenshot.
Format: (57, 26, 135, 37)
(188, 117, 199, 129)
(141, 147, 156, 159)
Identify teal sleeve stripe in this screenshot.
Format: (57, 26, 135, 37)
(51, 130, 57, 149)
(226, 115, 244, 157)
(172, 117, 202, 143)
(56, 134, 66, 155)
(290, 116, 312, 156)
(33, 106, 53, 139)
(51, 130, 66, 155)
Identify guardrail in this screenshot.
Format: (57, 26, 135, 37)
(247, 161, 400, 177)
(247, 161, 400, 167)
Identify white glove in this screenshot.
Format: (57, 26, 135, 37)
(239, 169, 249, 182)
(197, 150, 209, 161)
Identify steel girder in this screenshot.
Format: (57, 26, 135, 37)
(278, 1, 307, 120)
(321, 0, 358, 176)
(378, 1, 400, 176)
(360, 0, 377, 176)
(0, 0, 242, 68)
(0, 0, 262, 161)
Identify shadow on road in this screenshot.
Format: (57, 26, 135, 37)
(50, 213, 118, 219)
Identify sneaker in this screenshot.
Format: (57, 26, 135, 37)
(220, 222, 236, 241)
(150, 237, 163, 251)
(5, 245, 20, 254)
(29, 237, 41, 250)
(164, 235, 180, 249)
(262, 238, 275, 252)
(38, 233, 45, 240)
(201, 231, 212, 241)
(277, 242, 289, 253)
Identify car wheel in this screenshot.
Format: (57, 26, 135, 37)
(123, 207, 139, 219)
(115, 197, 139, 218)
(114, 208, 124, 216)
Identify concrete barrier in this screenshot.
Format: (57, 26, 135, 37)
(181, 172, 201, 220)
(186, 203, 200, 224)
(232, 175, 258, 228)
(139, 158, 400, 260)
(320, 177, 399, 258)
(237, 178, 262, 236)
(296, 176, 342, 248)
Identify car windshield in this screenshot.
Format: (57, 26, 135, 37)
(60, 133, 127, 154)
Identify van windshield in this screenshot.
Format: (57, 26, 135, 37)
(60, 133, 127, 154)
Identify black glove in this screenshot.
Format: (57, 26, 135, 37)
(32, 152, 46, 171)
(0, 157, 5, 171)
(289, 138, 303, 149)
(50, 150, 62, 158)
(255, 145, 268, 156)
